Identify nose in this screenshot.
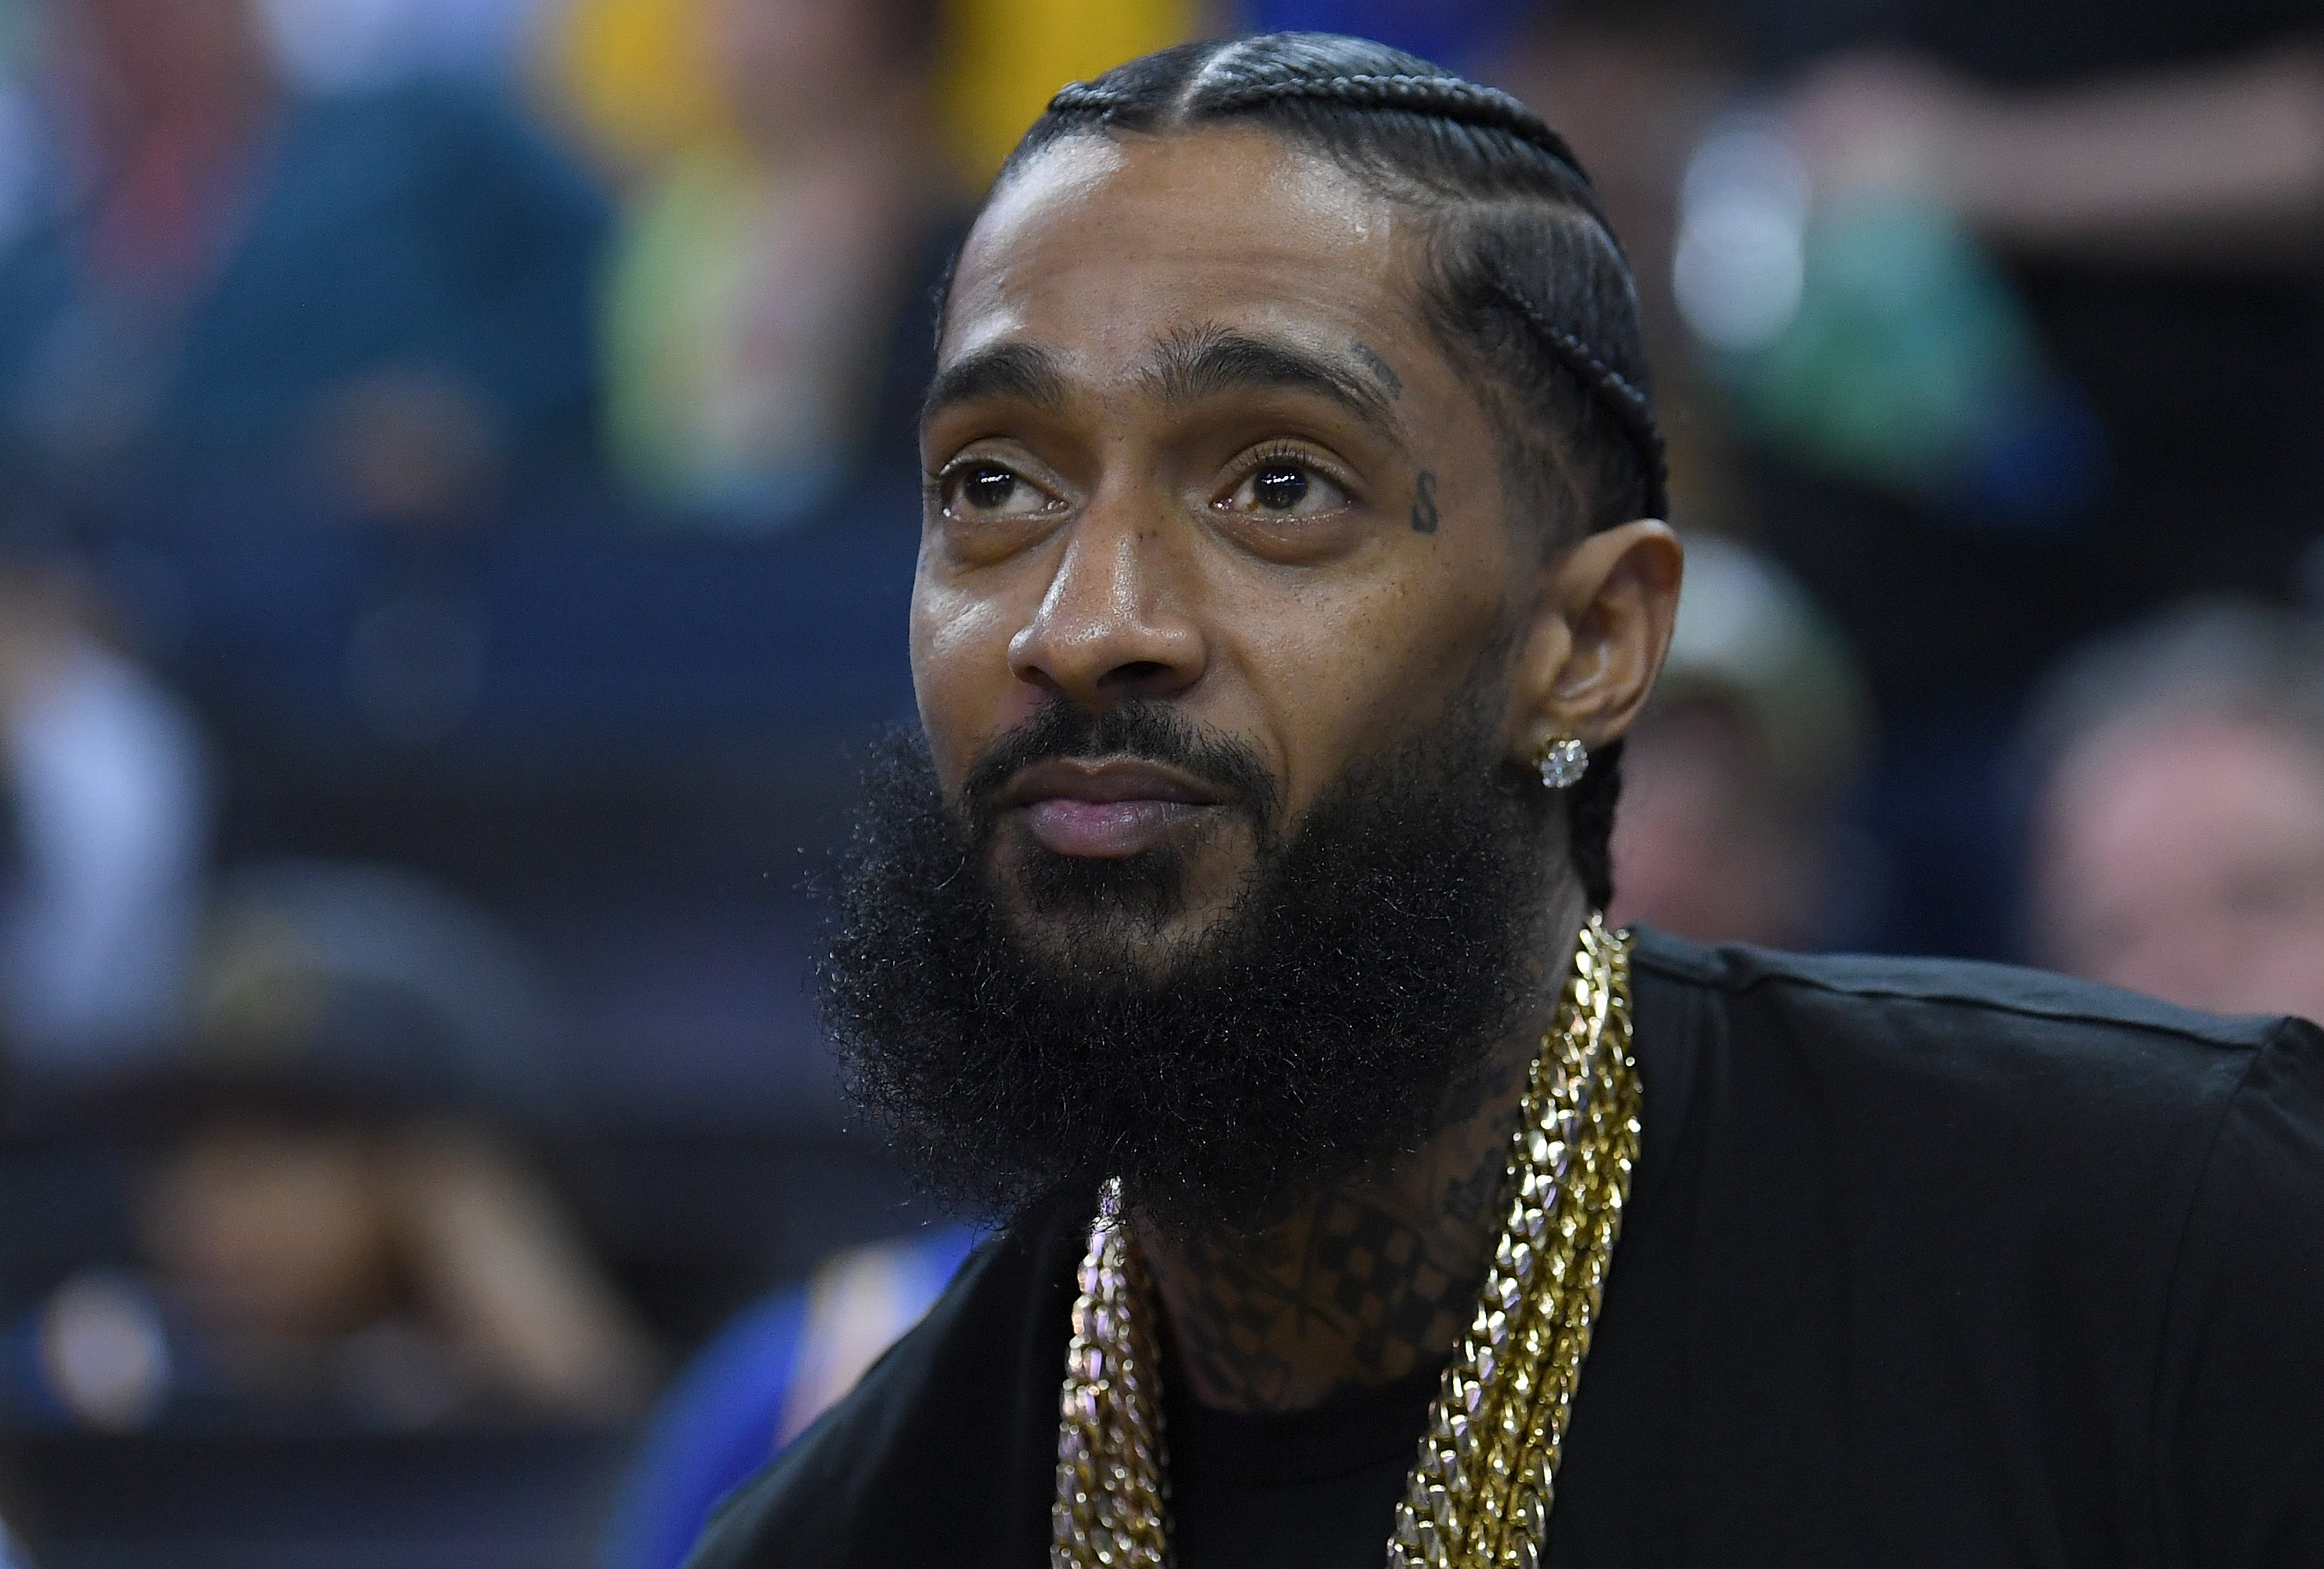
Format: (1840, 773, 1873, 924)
(1007, 501, 1206, 710)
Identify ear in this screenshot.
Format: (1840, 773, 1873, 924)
(1507, 520, 1684, 765)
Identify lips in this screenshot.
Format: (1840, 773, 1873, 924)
(997, 758, 1231, 858)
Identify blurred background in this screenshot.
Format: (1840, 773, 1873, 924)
(0, 0, 2312, 1564)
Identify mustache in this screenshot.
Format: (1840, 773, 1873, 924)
(958, 699, 1282, 833)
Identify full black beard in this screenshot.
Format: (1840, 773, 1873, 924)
(816, 695, 1558, 1234)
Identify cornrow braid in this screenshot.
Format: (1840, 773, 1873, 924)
(975, 32, 1664, 911)
(1034, 63, 1662, 532)
(1194, 73, 1589, 186)
(1483, 268, 1670, 520)
(1045, 80, 1129, 117)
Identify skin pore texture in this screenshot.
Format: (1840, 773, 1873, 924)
(913, 124, 1680, 1413)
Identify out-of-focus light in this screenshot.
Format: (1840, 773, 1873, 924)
(258, 0, 408, 93)
(1673, 119, 1810, 353)
(38, 1272, 171, 1431)
(258, 0, 539, 94)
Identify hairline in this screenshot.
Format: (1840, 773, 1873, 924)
(945, 121, 1619, 552)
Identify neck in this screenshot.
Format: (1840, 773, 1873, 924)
(1135, 898, 1587, 1414)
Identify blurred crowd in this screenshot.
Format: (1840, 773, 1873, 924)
(0, 0, 2314, 1564)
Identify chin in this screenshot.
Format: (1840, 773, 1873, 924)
(996, 878, 1230, 976)
(992, 825, 1249, 939)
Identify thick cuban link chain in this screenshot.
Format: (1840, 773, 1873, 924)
(1050, 916, 1641, 1569)
(1052, 1178, 1171, 1567)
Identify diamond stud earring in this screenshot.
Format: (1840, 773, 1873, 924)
(1536, 735, 1589, 790)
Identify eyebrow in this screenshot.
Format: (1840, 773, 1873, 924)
(921, 342, 1070, 428)
(1139, 325, 1404, 439)
(919, 327, 1407, 445)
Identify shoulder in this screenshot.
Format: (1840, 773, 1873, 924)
(1635, 926, 2290, 1043)
(1628, 927, 2324, 1239)
(2154, 1015, 2324, 1560)
(682, 1199, 1088, 1569)
(1632, 925, 2304, 1091)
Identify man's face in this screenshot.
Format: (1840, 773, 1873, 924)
(914, 127, 1530, 957)
(835, 125, 1677, 1224)
(2036, 710, 2324, 1023)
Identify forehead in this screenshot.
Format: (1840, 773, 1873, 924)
(942, 126, 1428, 374)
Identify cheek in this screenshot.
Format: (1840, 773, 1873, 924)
(910, 575, 1036, 789)
(1224, 568, 1506, 815)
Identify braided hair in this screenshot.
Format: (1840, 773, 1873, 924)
(970, 33, 1667, 911)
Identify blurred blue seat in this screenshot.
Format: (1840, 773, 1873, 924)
(104, 493, 923, 785)
(597, 1226, 976, 1569)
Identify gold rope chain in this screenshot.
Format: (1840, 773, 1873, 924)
(1050, 916, 1641, 1569)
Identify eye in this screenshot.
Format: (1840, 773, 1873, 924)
(1224, 454, 1350, 520)
(942, 460, 1056, 521)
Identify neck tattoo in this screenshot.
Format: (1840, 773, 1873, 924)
(1050, 915, 1641, 1568)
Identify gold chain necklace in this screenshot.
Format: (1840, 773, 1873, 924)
(1050, 916, 1641, 1569)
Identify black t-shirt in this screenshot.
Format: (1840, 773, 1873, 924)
(1167, 1359, 1441, 1568)
(685, 930, 2324, 1567)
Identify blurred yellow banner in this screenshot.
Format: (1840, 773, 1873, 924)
(540, 0, 737, 174)
(941, 0, 1202, 179)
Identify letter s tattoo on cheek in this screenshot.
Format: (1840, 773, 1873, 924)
(1410, 471, 1440, 535)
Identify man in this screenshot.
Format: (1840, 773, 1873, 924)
(690, 34, 2323, 1569)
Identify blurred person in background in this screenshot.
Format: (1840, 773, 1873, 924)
(1518, 0, 2324, 958)
(0, 504, 207, 1083)
(2026, 600, 2324, 1025)
(0, 0, 607, 522)
(589, 0, 961, 526)
(2, 858, 655, 1431)
(598, 1224, 976, 1569)
(1608, 533, 1869, 949)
